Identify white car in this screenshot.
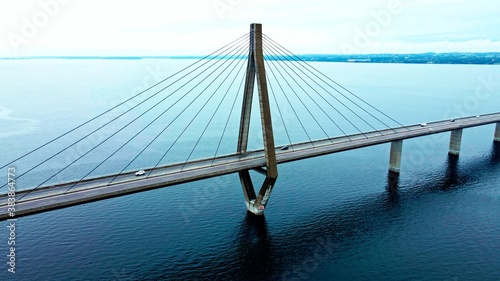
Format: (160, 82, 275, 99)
(420, 123, 427, 127)
(135, 170, 146, 176)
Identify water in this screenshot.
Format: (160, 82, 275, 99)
(0, 59, 499, 281)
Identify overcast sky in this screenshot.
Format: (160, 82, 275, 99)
(1, 0, 499, 57)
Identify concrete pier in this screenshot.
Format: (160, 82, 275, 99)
(389, 140, 403, 173)
(448, 129, 463, 155)
(495, 122, 500, 142)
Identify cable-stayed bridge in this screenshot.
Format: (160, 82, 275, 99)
(1, 24, 500, 220)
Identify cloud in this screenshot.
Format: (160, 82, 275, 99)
(0, 0, 499, 56)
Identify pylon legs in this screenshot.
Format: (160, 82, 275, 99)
(239, 170, 277, 215)
(239, 170, 256, 202)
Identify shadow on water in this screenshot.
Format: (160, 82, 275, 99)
(387, 171, 400, 192)
(156, 143, 500, 280)
(416, 141, 500, 193)
(231, 213, 275, 279)
(385, 171, 401, 210)
(385, 152, 461, 205)
(441, 154, 460, 190)
(492, 141, 500, 162)
(386, 152, 460, 193)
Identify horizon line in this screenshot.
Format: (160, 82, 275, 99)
(1, 51, 500, 59)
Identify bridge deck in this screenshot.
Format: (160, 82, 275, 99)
(1, 113, 499, 220)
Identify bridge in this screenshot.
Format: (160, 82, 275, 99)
(1, 24, 500, 220)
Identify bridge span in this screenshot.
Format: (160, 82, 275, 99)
(1, 113, 499, 220)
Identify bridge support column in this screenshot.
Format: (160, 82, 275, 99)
(389, 140, 403, 174)
(495, 122, 500, 142)
(448, 129, 463, 155)
(237, 23, 278, 216)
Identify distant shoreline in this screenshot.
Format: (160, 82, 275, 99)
(1, 53, 499, 65)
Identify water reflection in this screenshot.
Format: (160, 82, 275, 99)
(155, 148, 500, 280)
(385, 174, 401, 211)
(387, 171, 400, 192)
(441, 154, 460, 190)
(233, 213, 275, 279)
(491, 142, 500, 163)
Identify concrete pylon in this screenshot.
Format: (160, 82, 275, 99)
(494, 122, 500, 142)
(448, 129, 463, 155)
(389, 140, 403, 173)
(237, 23, 278, 215)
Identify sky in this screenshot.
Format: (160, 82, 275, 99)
(1, 0, 500, 57)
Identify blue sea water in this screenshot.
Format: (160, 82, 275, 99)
(0, 59, 499, 281)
